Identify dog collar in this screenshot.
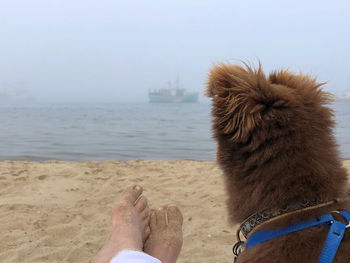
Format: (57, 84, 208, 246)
(237, 198, 338, 240)
(245, 211, 350, 263)
(232, 198, 342, 263)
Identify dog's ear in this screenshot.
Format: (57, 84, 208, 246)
(268, 70, 331, 104)
(206, 63, 297, 143)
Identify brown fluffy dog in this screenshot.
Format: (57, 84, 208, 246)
(206, 63, 350, 262)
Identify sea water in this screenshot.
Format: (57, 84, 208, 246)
(0, 101, 349, 161)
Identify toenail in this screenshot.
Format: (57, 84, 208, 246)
(168, 206, 179, 212)
(133, 185, 141, 191)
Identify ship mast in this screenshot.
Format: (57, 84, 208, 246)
(175, 74, 179, 90)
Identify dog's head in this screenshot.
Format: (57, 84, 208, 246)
(206, 63, 332, 146)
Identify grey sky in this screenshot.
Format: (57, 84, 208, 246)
(0, 0, 349, 102)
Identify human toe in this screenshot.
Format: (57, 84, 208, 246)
(149, 210, 157, 230)
(141, 207, 150, 224)
(143, 226, 151, 242)
(155, 207, 167, 228)
(135, 196, 148, 212)
(121, 185, 143, 205)
(167, 205, 183, 230)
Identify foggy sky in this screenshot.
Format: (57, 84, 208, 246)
(0, 0, 349, 103)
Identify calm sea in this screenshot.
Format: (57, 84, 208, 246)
(0, 101, 349, 161)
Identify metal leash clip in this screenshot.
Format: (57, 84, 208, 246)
(232, 241, 245, 263)
(331, 210, 350, 228)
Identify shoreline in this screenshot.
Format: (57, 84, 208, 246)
(0, 158, 349, 163)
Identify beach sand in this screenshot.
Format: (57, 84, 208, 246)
(1, 160, 349, 263)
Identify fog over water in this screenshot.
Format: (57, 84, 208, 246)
(0, 0, 350, 103)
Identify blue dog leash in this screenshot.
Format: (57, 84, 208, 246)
(245, 211, 350, 263)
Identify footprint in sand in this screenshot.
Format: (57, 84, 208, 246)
(37, 175, 48, 180)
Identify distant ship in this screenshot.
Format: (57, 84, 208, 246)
(148, 79, 199, 103)
(335, 90, 350, 102)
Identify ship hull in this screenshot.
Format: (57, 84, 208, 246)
(149, 93, 199, 103)
(180, 93, 199, 103)
(149, 95, 174, 103)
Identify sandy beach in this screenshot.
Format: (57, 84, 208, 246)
(1, 159, 350, 263)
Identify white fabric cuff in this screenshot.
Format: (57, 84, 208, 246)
(110, 250, 162, 263)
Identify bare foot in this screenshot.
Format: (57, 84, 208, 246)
(92, 185, 151, 263)
(144, 205, 183, 263)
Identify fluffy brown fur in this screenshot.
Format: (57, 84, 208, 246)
(207, 63, 350, 262)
